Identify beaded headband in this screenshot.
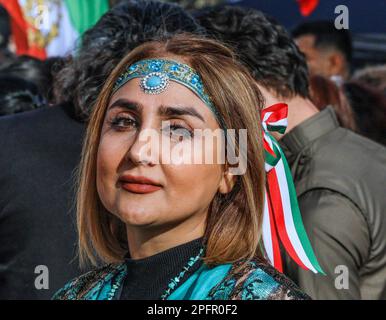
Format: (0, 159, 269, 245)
(113, 58, 226, 129)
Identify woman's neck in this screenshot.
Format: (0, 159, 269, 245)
(126, 213, 206, 259)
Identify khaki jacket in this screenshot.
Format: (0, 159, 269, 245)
(280, 107, 386, 300)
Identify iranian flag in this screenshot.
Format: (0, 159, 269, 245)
(0, 0, 109, 60)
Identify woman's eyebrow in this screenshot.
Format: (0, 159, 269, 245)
(159, 105, 205, 123)
(108, 98, 143, 112)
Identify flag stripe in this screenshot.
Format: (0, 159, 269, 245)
(268, 189, 283, 271)
(0, 0, 29, 55)
(273, 158, 316, 272)
(262, 191, 274, 263)
(262, 189, 283, 271)
(278, 146, 325, 274)
(64, 0, 109, 35)
(267, 168, 310, 270)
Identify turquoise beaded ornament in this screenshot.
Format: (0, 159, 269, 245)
(140, 72, 170, 95)
(113, 59, 226, 129)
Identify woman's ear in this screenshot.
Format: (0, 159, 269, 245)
(218, 170, 237, 194)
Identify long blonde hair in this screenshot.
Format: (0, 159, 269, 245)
(77, 33, 266, 267)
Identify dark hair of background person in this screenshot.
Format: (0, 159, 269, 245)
(54, 0, 205, 122)
(0, 5, 10, 50)
(309, 75, 357, 131)
(292, 20, 352, 64)
(343, 81, 386, 146)
(0, 55, 55, 102)
(43, 56, 67, 103)
(353, 65, 386, 95)
(0, 76, 46, 116)
(110, 0, 225, 10)
(195, 5, 310, 99)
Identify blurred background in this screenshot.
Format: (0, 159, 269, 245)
(234, 0, 386, 69)
(1, 0, 385, 67)
(0, 0, 385, 145)
(172, 0, 386, 69)
(1, 0, 385, 65)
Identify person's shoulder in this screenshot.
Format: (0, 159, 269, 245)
(0, 102, 84, 156)
(313, 126, 386, 168)
(52, 263, 125, 300)
(0, 103, 82, 136)
(299, 127, 386, 204)
(209, 258, 310, 300)
(0, 103, 63, 124)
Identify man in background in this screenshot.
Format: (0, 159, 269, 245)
(292, 20, 352, 85)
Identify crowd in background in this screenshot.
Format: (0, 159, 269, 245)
(1, 3, 385, 145)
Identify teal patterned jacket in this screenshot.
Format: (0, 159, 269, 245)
(53, 257, 310, 300)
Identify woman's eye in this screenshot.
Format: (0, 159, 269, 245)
(110, 116, 138, 130)
(163, 124, 193, 141)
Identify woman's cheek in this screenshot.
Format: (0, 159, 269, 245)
(97, 138, 115, 177)
(98, 134, 129, 172)
(96, 136, 126, 201)
(164, 163, 221, 201)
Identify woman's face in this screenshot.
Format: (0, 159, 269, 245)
(97, 73, 232, 233)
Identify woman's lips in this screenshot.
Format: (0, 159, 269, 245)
(120, 182, 161, 194)
(119, 174, 162, 194)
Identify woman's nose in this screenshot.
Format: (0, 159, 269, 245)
(125, 127, 161, 166)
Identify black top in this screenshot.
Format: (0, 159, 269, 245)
(119, 238, 204, 300)
(0, 103, 85, 299)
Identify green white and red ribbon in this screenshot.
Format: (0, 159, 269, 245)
(261, 103, 324, 274)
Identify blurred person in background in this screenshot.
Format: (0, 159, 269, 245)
(309, 75, 357, 131)
(0, 5, 12, 64)
(0, 0, 203, 299)
(292, 20, 352, 85)
(0, 56, 54, 105)
(197, 5, 386, 300)
(53, 0, 204, 122)
(353, 65, 386, 96)
(42, 57, 67, 105)
(344, 81, 386, 146)
(0, 76, 45, 116)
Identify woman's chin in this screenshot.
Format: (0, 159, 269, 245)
(117, 209, 159, 227)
